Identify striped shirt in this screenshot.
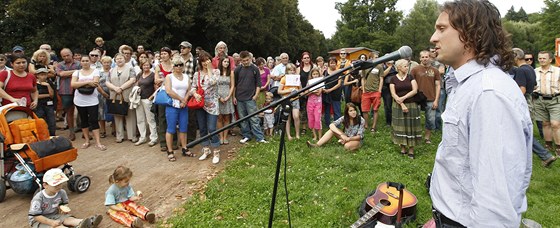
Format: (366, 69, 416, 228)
(56, 61, 81, 95)
(534, 65, 560, 95)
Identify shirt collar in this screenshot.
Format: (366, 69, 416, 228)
(453, 56, 502, 83)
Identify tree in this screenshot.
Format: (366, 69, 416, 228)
(394, 0, 439, 58)
(537, 0, 560, 52)
(517, 7, 529, 22)
(331, 0, 402, 54)
(503, 20, 540, 54)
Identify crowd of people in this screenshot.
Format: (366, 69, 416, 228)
(0, 35, 557, 164)
(0, 0, 551, 226)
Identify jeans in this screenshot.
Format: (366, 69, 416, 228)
(381, 85, 393, 125)
(165, 106, 188, 134)
(196, 109, 220, 147)
(533, 138, 554, 161)
(323, 100, 341, 126)
(424, 101, 437, 130)
(35, 105, 56, 136)
(435, 88, 447, 130)
(236, 99, 265, 141)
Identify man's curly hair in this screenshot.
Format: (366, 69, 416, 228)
(442, 0, 514, 71)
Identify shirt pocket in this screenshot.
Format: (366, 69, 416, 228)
(441, 109, 459, 147)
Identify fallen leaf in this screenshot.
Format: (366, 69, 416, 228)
(343, 187, 348, 192)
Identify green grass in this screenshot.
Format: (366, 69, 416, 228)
(166, 106, 560, 227)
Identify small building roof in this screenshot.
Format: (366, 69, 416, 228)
(328, 47, 376, 54)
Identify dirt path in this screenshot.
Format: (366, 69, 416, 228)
(0, 129, 242, 228)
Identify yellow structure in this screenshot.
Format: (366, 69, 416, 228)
(328, 47, 376, 61)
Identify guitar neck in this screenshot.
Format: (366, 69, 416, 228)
(350, 202, 384, 228)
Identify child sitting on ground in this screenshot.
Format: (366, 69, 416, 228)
(262, 92, 275, 136)
(105, 165, 155, 228)
(28, 168, 102, 228)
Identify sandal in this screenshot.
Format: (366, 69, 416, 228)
(160, 146, 168, 152)
(167, 151, 176, 162)
(223, 139, 229, 145)
(182, 148, 196, 157)
(95, 144, 107, 151)
(400, 150, 406, 155)
(425, 139, 432, 144)
(408, 153, 415, 159)
(100, 132, 106, 138)
(81, 143, 90, 149)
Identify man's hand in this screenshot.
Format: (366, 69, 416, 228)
(432, 102, 439, 110)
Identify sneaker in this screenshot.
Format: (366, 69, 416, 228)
(90, 214, 103, 227)
(199, 148, 211, 161)
(148, 140, 158, 147)
(145, 211, 156, 224)
(212, 150, 220, 164)
(134, 138, 146, 146)
(542, 156, 557, 167)
(240, 137, 250, 144)
(132, 217, 143, 228)
(76, 217, 92, 228)
(257, 139, 269, 143)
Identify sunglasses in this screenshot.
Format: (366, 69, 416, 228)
(525, 58, 533, 61)
(174, 64, 184, 67)
(340, 53, 347, 55)
(90, 54, 99, 57)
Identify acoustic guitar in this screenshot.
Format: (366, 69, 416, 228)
(350, 183, 417, 228)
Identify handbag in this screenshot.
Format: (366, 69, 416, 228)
(78, 86, 95, 95)
(107, 93, 129, 115)
(350, 85, 362, 103)
(153, 86, 173, 106)
(187, 70, 205, 109)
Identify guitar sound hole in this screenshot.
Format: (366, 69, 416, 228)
(379, 199, 391, 206)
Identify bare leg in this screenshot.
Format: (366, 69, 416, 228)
(166, 133, 174, 152)
(312, 129, 317, 140)
(543, 121, 553, 142)
(293, 109, 301, 139)
(425, 129, 432, 141)
(82, 128, 90, 146)
(286, 115, 292, 140)
(363, 112, 369, 130)
(344, 140, 361, 151)
(99, 121, 106, 135)
(316, 129, 343, 146)
(179, 132, 187, 149)
(318, 128, 323, 139)
(372, 111, 379, 130)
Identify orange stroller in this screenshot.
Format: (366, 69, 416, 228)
(0, 104, 90, 202)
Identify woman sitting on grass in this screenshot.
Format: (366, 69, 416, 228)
(307, 103, 364, 151)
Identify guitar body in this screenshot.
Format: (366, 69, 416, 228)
(363, 183, 418, 226)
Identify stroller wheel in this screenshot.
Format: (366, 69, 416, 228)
(67, 175, 80, 192)
(74, 176, 91, 193)
(0, 181, 6, 202)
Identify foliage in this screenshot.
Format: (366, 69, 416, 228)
(331, 0, 402, 54)
(503, 20, 540, 55)
(166, 105, 560, 227)
(0, 0, 327, 60)
(536, 0, 560, 52)
(394, 0, 440, 58)
(505, 6, 529, 22)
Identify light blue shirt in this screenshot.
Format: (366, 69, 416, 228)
(105, 184, 135, 205)
(271, 64, 286, 88)
(430, 59, 532, 227)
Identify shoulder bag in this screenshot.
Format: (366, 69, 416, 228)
(77, 71, 96, 95)
(187, 70, 205, 109)
(153, 86, 173, 106)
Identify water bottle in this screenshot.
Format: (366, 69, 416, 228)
(18, 97, 27, 106)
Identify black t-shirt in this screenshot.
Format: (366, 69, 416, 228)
(37, 82, 53, 106)
(323, 70, 342, 101)
(513, 64, 536, 95)
(234, 65, 261, 101)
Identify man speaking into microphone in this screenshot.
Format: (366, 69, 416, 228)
(428, 0, 532, 227)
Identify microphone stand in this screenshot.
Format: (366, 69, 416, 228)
(185, 63, 363, 226)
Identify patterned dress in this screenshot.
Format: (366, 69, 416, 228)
(217, 75, 234, 114)
(192, 69, 219, 116)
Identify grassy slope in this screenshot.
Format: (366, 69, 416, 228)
(166, 106, 559, 227)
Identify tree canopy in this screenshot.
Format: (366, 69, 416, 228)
(0, 0, 327, 59)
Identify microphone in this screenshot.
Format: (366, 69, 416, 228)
(352, 46, 413, 70)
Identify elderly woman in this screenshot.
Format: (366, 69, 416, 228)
(389, 59, 422, 159)
(192, 51, 221, 164)
(0, 54, 38, 108)
(163, 56, 191, 162)
(71, 56, 106, 151)
(307, 103, 365, 151)
(106, 53, 137, 143)
(134, 60, 158, 146)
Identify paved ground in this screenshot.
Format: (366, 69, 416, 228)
(0, 127, 242, 227)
